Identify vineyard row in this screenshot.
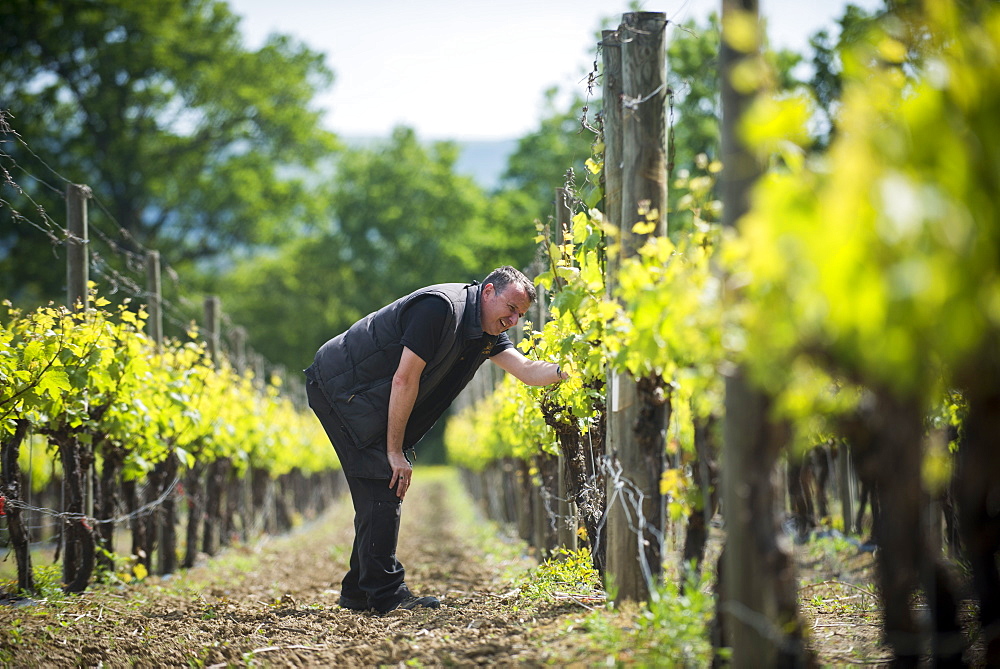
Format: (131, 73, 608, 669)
(0, 297, 341, 594)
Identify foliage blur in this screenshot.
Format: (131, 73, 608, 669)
(730, 0, 1000, 414)
(1, 295, 336, 491)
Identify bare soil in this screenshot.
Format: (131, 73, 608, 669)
(0, 468, 898, 667)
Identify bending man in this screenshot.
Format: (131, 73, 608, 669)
(305, 266, 568, 613)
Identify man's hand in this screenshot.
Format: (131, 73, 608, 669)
(491, 348, 570, 387)
(388, 451, 412, 499)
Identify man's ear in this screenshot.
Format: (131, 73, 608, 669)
(482, 283, 494, 298)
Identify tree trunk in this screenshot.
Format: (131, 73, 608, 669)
(1, 419, 35, 594)
(957, 375, 1000, 665)
(557, 455, 579, 552)
(721, 371, 813, 666)
(274, 475, 294, 533)
(158, 455, 178, 575)
(138, 460, 167, 572)
(96, 443, 125, 575)
(682, 413, 719, 580)
(202, 457, 228, 556)
(183, 464, 203, 568)
(786, 458, 813, 544)
(545, 404, 607, 574)
(54, 431, 95, 593)
(123, 479, 144, 563)
(222, 466, 240, 545)
(869, 388, 925, 666)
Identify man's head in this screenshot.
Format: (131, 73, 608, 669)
(480, 266, 536, 336)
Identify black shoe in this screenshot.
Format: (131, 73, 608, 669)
(377, 594, 440, 613)
(399, 594, 440, 610)
(338, 594, 370, 611)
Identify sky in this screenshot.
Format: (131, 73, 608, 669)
(226, 0, 881, 141)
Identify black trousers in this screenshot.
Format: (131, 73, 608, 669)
(341, 476, 409, 609)
(307, 380, 409, 610)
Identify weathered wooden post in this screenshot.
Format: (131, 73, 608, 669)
(201, 297, 228, 555)
(604, 11, 669, 604)
(620, 13, 668, 247)
(66, 183, 91, 311)
(718, 0, 813, 664)
(203, 296, 221, 365)
(143, 250, 178, 575)
(145, 250, 163, 349)
(62, 183, 96, 591)
(66, 182, 94, 520)
(601, 25, 628, 590)
(230, 327, 247, 373)
(601, 29, 624, 284)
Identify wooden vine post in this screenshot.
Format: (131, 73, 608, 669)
(718, 0, 813, 664)
(145, 250, 163, 350)
(62, 182, 97, 592)
(603, 11, 669, 604)
(66, 183, 94, 519)
(202, 295, 226, 557)
(144, 250, 180, 575)
(66, 183, 91, 312)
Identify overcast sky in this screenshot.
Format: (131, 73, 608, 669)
(226, 0, 881, 141)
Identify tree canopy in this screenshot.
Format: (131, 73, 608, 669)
(0, 0, 337, 301)
(500, 88, 599, 225)
(210, 127, 538, 372)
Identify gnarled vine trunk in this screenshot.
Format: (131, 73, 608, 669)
(52, 429, 95, 593)
(1, 419, 35, 594)
(957, 356, 1000, 665)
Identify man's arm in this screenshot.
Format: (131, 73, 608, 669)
(491, 348, 567, 386)
(387, 346, 426, 499)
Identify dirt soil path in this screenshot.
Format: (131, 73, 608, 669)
(0, 469, 597, 667)
(0, 467, 894, 667)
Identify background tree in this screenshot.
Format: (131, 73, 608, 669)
(664, 15, 811, 222)
(667, 16, 724, 176)
(498, 88, 598, 226)
(212, 127, 535, 369)
(808, 3, 887, 148)
(0, 0, 337, 304)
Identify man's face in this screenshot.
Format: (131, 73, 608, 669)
(481, 282, 532, 336)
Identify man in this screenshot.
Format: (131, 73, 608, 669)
(305, 266, 568, 614)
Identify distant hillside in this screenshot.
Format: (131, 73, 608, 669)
(342, 136, 517, 191)
(452, 139, 518, 191)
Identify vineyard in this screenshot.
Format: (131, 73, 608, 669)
(2, 0, 1000, 666)
(448, 2, 1000, 665)
(0, 468, 883, 666)
(0, 297, 340, 595)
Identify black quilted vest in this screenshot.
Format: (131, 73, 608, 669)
(305, 281, 489, 477)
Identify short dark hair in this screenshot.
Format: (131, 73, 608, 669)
(483, 265, 536, 303)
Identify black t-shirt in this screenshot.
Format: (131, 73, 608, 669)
(399, 295, 514, 364)
(398, 295, 514, 441)
(399, 295, 450, 363)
